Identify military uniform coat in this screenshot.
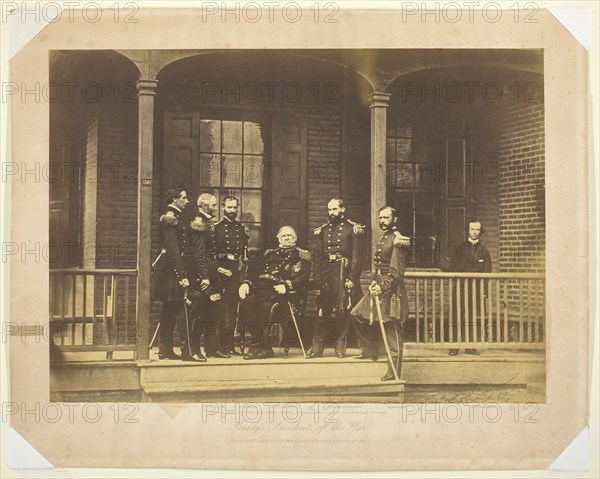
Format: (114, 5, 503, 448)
(351, 226, 409, 323)
(313, 217, 364, 310)
(155, 205, 193, 302)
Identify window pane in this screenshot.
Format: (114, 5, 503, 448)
(393, 191, 414, 237)
(396, 163, 415, 188)
(222, 155, 242, 187)
(414, 237, 437, 264)
(396, 138, 412, 162)
(386, 138, 396, 162)
(222, 121, 243, 153)
(397, 127, 412, 137)
(415, 190, 434, 213)
(199, 154, 220, 187)
(244, 122, 264, 154)
(244, 223, 262, 252)
(415, 213, 435, 236)
(241, 190, 262, 223)
(386, 162, 396, 187)
(243, 155, 263, 188)
(199, 120, 221, 152)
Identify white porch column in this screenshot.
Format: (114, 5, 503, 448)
(135, 78, 158, 360)
(368, 91, 391, 265)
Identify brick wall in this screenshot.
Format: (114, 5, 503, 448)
(497, 101, 545, 274)
(471, 131, 500, 273)
(95, 106, 139, 269)
(306, 113, 342, 253)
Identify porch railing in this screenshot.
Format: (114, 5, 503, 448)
(49, 269, 138, 358)
(49, 269, 544, 359)
(404, 272, 545, 349)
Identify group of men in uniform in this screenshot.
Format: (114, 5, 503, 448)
(154, 189, 410, 381)
(154, 190, 249, 362)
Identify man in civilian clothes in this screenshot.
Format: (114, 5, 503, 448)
(155, 187, 192, 360)
(307, 198, 365, 359)
(350, 206, 410, 381)
(447, 220, 492, 356)
(212, 196, 249, 357)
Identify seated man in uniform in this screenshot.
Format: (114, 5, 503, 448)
(238, 226, 311, 360)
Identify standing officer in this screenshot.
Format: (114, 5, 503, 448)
(186, 193, 222, 362)
(213, 196, 248, 357)
(238, 226, 311, 360)
(447, 219, 492, 356)
(307, 198, 365, 359)
(155, 187, 192, 360)
(351, 206, 410, 381)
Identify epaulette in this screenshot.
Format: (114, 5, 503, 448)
(160, 211, 178, 226)
(347, 219, 365, 235)
(190, 216, 208, 232)
(243, 225, 250, 237)
(264, 248, 275, 258)
(313, 222, 329, 236)
(297, 247, 312, 261)
(393, 230, 411, 247)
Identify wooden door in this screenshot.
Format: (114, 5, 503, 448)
(439, 137, 473, 262)
(269, 113, 308, 246)
(162, 111, 200, 198)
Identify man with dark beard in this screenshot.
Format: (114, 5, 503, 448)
(213, 196, 248, 357)
(307, 198, 365, 359)
(350, 206, 410, 381)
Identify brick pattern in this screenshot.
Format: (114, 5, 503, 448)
(95, 107, 139, 269)
(306, 113, 342, 254)
(497, 102, 545, 274)
(471, 132, 500, 273)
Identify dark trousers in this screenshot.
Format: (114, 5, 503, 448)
(159, 300, 191, 356)
(200, 299, 226, 355)
(220, 271, 241, 352)
(310, 307, 350, 355)
(352, 314, 404, 377)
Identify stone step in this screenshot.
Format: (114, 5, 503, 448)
(139, 355, 390, 384)
(141, 377, 405, 403)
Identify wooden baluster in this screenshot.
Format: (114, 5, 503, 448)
(480, 278, 485, 344)
(70, 274, 76, 345)
(457, 278, 462, 344)
(125, 275, 130, 345)
(60, 273, 66, 346)
(541, 278, 546, 343)
(82, 273, 87, 345)
(470, 278, 476, 345)
(416, 278, 420, 343)
(504, 279, 510, 344)
(103, 275, 109, 346)
(497, 279, 503, 343)
(449, 277, 454, 343)
(463, 277, 470, 344)
(525, 280, 534, 343)
(432, 278, 437, 343)
(113, 274, 118, 345)
(440, 278, 445, 344)
(424, 277, 429, 342)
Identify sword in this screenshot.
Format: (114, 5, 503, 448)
(374, 294, 400, 381)
(287, 300, 307, 358)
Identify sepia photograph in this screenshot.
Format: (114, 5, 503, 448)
(48, 48, 546, 404)
(3, 2, 594, 473)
